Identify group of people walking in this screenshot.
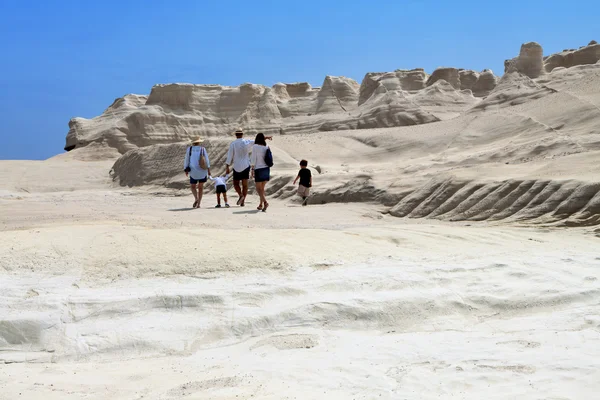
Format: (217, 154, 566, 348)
(183, 129, 312, 211)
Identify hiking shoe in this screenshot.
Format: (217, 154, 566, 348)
(215, 204, 221, 208)
(225, 203, 230, 208)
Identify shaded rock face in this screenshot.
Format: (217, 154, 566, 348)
(395, 69, 428, 91)
(358, 73, 384, 106)
(424, 68, 496, 96)
(358, 69, 427, 105)
(505, 42, 545, 79)
(316, 76, 360, 114)
(426, 68, 461, 89)
(459, 70, 479, 91)
(472, 70, 498, 97)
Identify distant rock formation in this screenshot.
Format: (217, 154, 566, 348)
(358, 69, 428, 105)
(66, 76, 451, 154)
(544, 42, 600, 72)
(473, 73, 554, 111)
(395, 68, 428, 91)
(472, 70, 498, 97)
(426, 67, 461, 89)
(426, 68, 497, 97)
(458, 70, 479, 91)
(505, 42, 545, 78)
(502, 40, 600, 76)
(64, 40, 595, 156)
(315, 76, 359, 114)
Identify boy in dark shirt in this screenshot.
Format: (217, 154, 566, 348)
(293, 159, 312, 206)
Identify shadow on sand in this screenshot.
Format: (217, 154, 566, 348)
(232, 209, 262, 215)
(168, 207, 196, 212)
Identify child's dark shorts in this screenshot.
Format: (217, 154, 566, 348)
(216, 184, 227, 194)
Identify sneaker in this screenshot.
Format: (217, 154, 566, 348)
(215, 204, 221, 208)
(225, 203, 230, 208)
(302, 197, 308, 206)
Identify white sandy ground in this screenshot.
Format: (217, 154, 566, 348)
(1, 164, 600, 399)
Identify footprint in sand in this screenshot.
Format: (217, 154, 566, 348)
(496, 340, 541, 349)
(476, 363, 536, 374)
(163, 377, 242, 398)
(250, 333, 319, 350)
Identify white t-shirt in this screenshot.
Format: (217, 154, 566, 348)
(225, 138, 254, 172)
(250, 144, 270, 169)
(209, 174, 230, 187)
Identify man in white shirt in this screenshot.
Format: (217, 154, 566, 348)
(225, 129, 272, 206)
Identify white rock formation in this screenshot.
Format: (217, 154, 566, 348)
(426, 67, 462, 89)
(544, 42, 600, 72)
(68, 40, 599, 156)
(505, 42, 545, 78)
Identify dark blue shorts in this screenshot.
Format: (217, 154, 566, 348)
(216, 184, 227, 194)
(254, 167, 270, 183)
(190, 176, 207, 184)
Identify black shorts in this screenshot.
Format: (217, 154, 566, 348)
(233, 166, 251, 181)
(190, 176, 207, 184)
(216, 184, 227, 194)
(254, 167, 270, 183)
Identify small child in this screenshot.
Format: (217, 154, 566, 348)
(293, 159, 312, 206)
(209, 173, 231, 208)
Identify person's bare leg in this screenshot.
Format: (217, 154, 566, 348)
(223, 193, 228, 206)
(217, 193, 221, 206)
(256, 182, 264, 210)
(262, 182, 269, 211)
(196, 182, 204, 208)
(190, 184, 198, 207)
(241, 179, 249, 206)
(261, 182, 267, 204)
(233, 180, 242, 205)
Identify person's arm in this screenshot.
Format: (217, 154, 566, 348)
(293, 171, 300, 185)
(250, 147, 256, 169)
(310, 174, 312, 187)
(204, 148, 211, 177)
(252, 147, 259, 178)
(184, 147, 190, 176)
(245, 139, 255, 151)
(225, 143, 233, 174)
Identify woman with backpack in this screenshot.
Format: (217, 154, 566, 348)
(250, 133, 273, 212)
(184, 137, 211, 208)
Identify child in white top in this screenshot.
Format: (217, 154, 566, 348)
(209, 173, 231, 208)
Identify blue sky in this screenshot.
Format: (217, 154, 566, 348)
(1, 0, 598, 160)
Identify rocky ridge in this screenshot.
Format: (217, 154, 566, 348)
(66, 41, 598, 156)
